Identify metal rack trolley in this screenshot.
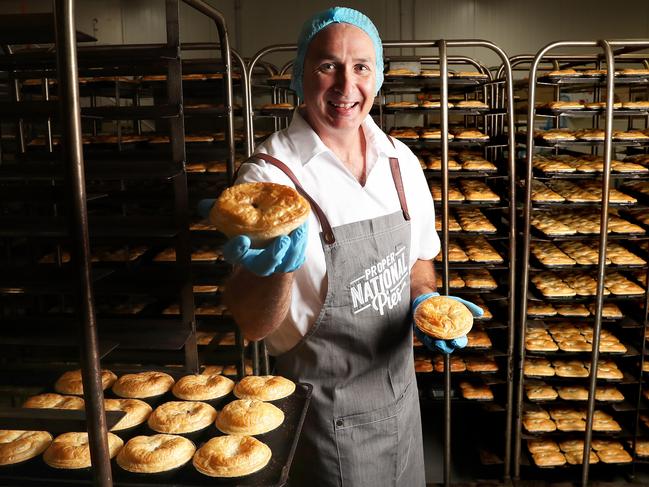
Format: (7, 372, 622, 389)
(514, 39, 649, 487)
(0, 1, 235, 485)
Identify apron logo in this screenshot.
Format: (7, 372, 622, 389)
(349, 246, 408, 316)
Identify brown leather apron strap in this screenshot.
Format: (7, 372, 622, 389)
(253, 153, 336, 244)
(386, 136, 411, 221)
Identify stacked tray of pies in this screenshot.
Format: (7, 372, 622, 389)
(526, 438, 631, 467)
(525, 322, 627, 354)
(434, 209, 499, 234)
(534, 128, 649, 145)
(522, 407, 623, 435)
(389, 126, 489, 143)
(416, 149, 497, 173)
(434, 236, 504, 265)
(531, 209, 644, 237)
(530, 180, 636, 206)
(527, 301, 623, 321)
(530, 241, 645, 269)
(435, 268, 498, 291)
(524, 357, 624, 381)
(531, 270, 645, 299)
(533, 154, 648, 175)
(525, 381, 624, 404)
(430, 179, 501, 204)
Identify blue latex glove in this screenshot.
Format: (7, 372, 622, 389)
(412, 291, 483, 354)
(222, 221, 308, 276)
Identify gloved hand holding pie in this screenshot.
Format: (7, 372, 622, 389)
(199, 182, 311, 276)
(412, 292, 483, 354)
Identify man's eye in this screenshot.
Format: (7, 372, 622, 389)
(320, 63, 335, 71)
(356, 64, 370, 72)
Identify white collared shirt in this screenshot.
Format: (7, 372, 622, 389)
(236, 111, 439, 354)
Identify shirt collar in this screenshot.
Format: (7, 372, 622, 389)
(286, 110, 399, 167)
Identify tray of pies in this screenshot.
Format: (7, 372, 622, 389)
(522, 406, 624, 436)
(523, 357, 625, 383)
(530, 241, 646, 270)
(526, 438, 632, 468)
(434, 236, 505, 266)
(417, 149, 498, 173)
(0, 374, 311, 487)
(430, 179, 501, 205)
(434, 208, 499, 234)
(525, 381, 624, 404)
(436, 268, 499, 292)
(530, 209, 645, 238)
(532, 154, 649, 176)
(526, 301, 624, 321)
(525, 322, 628, 355)
(530, 179, 637, 207)
(531, 270, 646, 301)
(458, 379, 494, 401)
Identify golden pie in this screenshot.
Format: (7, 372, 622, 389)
(233, 375, 296, 401)
(0, 430, 52, 465)
(112, 371, 175, 399)
(54, 369, 117, 396)
(23, 393, 84, 410)
(104, 399, 152, 431)
(210, 182, 310, 248)
(413, 295, 473, 340)
(193, 435, 272, 477)
(148, 401, 216, 434)
(116, 434, 195, 473)
(172, 374, 235, 401)
(216, 399, 284, 435)
(43, 432, 123, 469)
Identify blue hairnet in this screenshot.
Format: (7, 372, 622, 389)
(291, 7, 384, 99)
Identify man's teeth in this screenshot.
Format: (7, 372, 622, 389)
(330, 102, 356, 108)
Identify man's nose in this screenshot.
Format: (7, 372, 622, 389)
(333, 67, 353, 95)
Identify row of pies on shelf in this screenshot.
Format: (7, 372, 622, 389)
(21, 73, 242, 87)
(527, 301, 623, 319)
(435, 207, 497, 233)
(163, 302, 230, 317)
(531, 270, 645, 297)
(385, 99, 489, 110)
(523, 357, 623, 380)
(39, 246, 149, 264)
(525, 381, 624, 402)
(385, 68, 488, 78)
(623, 180, 649, 199)
(533, 154, 648, 174)
(389, 127, 490, 141)
(434, 236, 503, 264)
(436, 268, 498, 290)
(40, 245, 227, 264)
(531, 209, 644, 236)
(416, 148, 497, 171)
(414, 354, 498, 373)
(531, 179, 637, 204)
(527, 438, 631, 467)
(430, 179, 500, 203)
(27, 131, 262, 147)
(525, 322, 626, 353)
(539, 100, 649, 110)
(530, 241, 645, 267)
(534, 128, 649, 142)
(195, 331, 248, 347)
(543, 68, 649, 77)
(523, 407, 621, 433)
(414, 325, 493, 349)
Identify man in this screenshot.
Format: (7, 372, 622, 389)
(211, 7, 482, 486)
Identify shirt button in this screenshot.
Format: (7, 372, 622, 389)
(336, 419, 344, 427)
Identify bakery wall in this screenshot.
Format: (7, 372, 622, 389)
(2, 0, 649, 69)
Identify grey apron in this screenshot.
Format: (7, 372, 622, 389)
(254, 149, 425, 487)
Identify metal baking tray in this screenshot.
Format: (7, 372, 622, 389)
(0, 383, 312, 487)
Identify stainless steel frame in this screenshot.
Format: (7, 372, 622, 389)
(514, 39, 649, 487)
(53, 0, 112, 484)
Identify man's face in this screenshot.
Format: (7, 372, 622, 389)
(301, 23, 377, 138)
